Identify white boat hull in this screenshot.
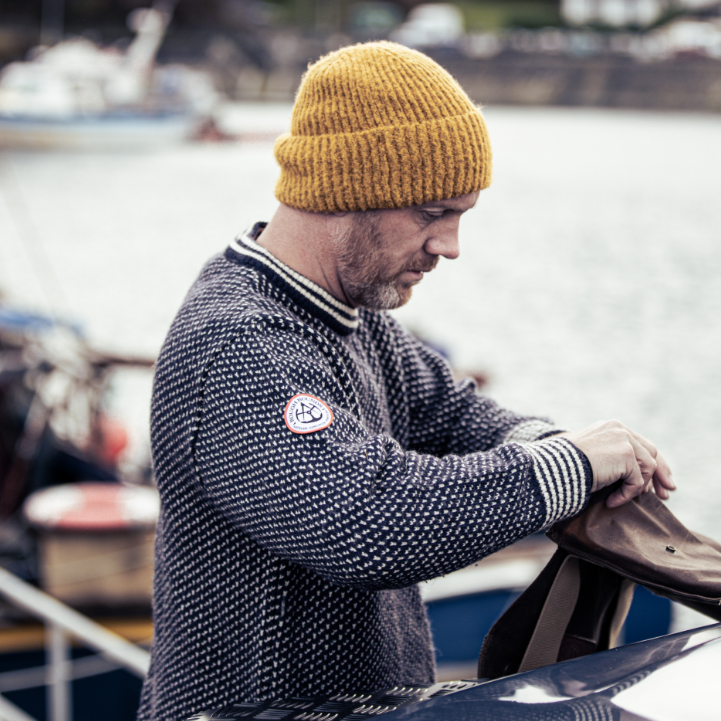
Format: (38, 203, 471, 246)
(0, 113, 202, 149)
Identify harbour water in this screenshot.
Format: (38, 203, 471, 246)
(1, 103, 720, 541)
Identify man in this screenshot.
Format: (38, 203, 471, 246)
(137, 42, 675, 721)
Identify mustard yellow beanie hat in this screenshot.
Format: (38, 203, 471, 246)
(274, 41, 492, 213)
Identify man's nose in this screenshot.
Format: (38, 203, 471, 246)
(424, 219, 461, 260)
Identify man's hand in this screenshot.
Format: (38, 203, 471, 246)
(556, 420, 676, 508)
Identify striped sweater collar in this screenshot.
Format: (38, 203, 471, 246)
(225, 223, 360, 336)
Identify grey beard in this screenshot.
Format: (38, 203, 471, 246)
(348, 278, 404, 311)
(332, 215, 407, 311)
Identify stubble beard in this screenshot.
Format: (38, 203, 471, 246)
(333, 213, 434, 311)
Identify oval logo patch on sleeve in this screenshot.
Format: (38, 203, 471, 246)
(284, 394, 334, 434)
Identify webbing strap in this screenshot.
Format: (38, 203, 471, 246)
(519, 555, 581, 673)
(609, 578, 636, 648)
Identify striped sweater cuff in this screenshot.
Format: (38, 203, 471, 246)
(502, 419, 560, 444)
(524, 437, 593, 526)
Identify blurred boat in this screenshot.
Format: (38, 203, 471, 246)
(0, 111, 206, 150)
(0, 3, 218, 149)
(0, 305, 157, 720)
(0, 305, 155, 584)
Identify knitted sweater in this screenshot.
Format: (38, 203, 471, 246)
(137, 224, 593, 721)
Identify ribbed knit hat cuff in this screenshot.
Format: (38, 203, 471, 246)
(274, 109, 492, 213)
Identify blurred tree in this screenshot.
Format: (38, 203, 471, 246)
(279, 0, 351, 31)
(269, 0, 561, 32)
(347, 2, 404, 39)
(455, 1, 561, 30)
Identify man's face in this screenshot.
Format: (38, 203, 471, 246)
(334, 191, 480, 310)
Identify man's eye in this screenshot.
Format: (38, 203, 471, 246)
(422, 211, 444, 221)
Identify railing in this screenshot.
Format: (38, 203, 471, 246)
(0, 566, 150, 721)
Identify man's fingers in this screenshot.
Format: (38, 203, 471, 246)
(564, 420, 675, 507)
(605, 448, 675, 507)
(653, 453, 676, 490)
(625, 431, 675, 497)
(606, 439, 647, 508)
(654, 479, 670, 500)
(629, 436, 657, 485)
(606, 463, 645, 508)
(626, 429, 657, 456)
(652, 453, 676, 500)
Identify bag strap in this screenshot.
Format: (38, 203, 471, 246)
(519, 555, 581, 673)
(517, 556, 637, 674)
(608, 579, 636, 649)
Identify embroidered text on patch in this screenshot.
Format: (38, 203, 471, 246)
(284, 394, 333, 434)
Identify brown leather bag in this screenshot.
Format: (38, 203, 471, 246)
(477, 483, 721, 680)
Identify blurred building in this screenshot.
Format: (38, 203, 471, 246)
(561, 0, 721, 27)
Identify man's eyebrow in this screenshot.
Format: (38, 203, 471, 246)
(417, 198, 453, 208)
(417, 199, 475, 211)
(418, 200, 459, 209)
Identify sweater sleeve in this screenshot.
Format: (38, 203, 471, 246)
(193, 318, 592, 592)
(380, 314, 562, 455)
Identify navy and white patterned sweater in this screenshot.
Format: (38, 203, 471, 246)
(137, 224, 593, 721)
